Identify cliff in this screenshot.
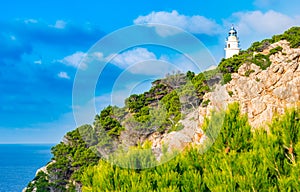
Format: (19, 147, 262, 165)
(25, 27, 300, 192)
(146, 39, 300, 154)
(199, 40, 300, 128)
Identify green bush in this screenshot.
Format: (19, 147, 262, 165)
(201, 99, 210, 107)
(25, 171, 50, 192)
(244, 69, 255, 77)
(218, 53, 250, 74)
(80, 105, 300, 191)
(26, 129, 101, 191)
(31, 103, 300, 191)
(269, 46, 283, 55)
(277, 26, 300, 48)
(252, 53, 271, 70)
(249, 27, 300, 51)
(222, 73, 232, 84)
(168, 123, 184, 133)
(94, 106, 124, 137)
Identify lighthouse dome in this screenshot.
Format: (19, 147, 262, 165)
(229, 26, 237, 36)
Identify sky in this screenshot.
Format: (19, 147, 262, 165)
(1, 0, 300, 143)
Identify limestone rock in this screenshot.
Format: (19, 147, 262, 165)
(200, 40, 300, 129)
(148, 110, 198, 159)
(148, 40, 300, 153)
(238, 63, 262, 76)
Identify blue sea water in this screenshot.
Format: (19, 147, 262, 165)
(0, 144, 54, 192)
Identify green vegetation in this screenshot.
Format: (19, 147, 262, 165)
(218, 50, 271, 75)
(123, 70, 213, 133)
(26, 128, 100, 192)
(80, 104, 300, 191)
(169, 122, 184, 133)
(26, 171, 50, 192)
(160, 91, 181, 125)
(30, 103, 299, 191)
(26, 26, 300, 191)
(94, 106, 125, 137)
(109, 140, 158, 170)
(191, 73, 210, 97)
(249, 26, 300, 51)
(125, 94, 145, 113)
(269, 46, 283, 55)
(205, 103, 252, 153)
(201, 99, 210, 107)
(252, 53, 271, 70)
(218, 54, 248, 74)
(25, 68, 219, 191)
(222, 73, 232, 84)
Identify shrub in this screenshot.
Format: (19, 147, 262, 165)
(80, 104, 300, 191)
(252, 53, 271, 70)
(244, 69, 255, 77)
(201, 99, 210, 107)
(222, 73, 232, 85)
(269, 46, 283, 55)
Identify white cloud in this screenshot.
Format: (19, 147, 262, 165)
(57, 71, 70, 79)
(72, 93, 113, 126)
(111, 48, 157, 68)
(108, 47, 171, 76)
(165, 55, 201, 73)
(92, 52, 105, 60)
(34, 60, 42, 65)
(160, 52, 214, 73)
(134, 10, 221, 36)
(24, 19, 38, 24)
(205, 65, 217, 71)
(110, 48, 180, 75)
(110, 47, 212, 75)
(59, 51, 87, 69)
(234, 10, 299, 35)
(10, 35, 16, 41)
(94, 94, 116, 110)
(50, 20, 67, 29)
(58, 51, 113, 72)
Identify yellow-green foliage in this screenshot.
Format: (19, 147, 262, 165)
(109, 140, 158, 170)
(80, 105, 300, 191)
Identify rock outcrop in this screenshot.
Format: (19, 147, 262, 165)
(147, 110, 199, 160)
(199, 40, 300, 130)
(23, 161, 55, 192)
(149, 40, 300, 153)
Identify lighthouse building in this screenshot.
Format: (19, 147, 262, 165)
(224, 26, 240, 59)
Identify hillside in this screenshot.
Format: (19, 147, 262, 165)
(25, 27, 300, 192)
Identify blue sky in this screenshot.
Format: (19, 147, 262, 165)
(1, 0, 300, 143)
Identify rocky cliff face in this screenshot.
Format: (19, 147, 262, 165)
(199, 40, 300, 130)
(150, 40, 300, 152)
(148, 110, 199, 159)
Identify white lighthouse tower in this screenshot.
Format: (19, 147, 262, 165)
(224, 26, 240, 59)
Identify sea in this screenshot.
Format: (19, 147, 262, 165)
(0, 144, 54, 192)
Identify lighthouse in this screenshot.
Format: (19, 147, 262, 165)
(224, 26, 240, 59)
